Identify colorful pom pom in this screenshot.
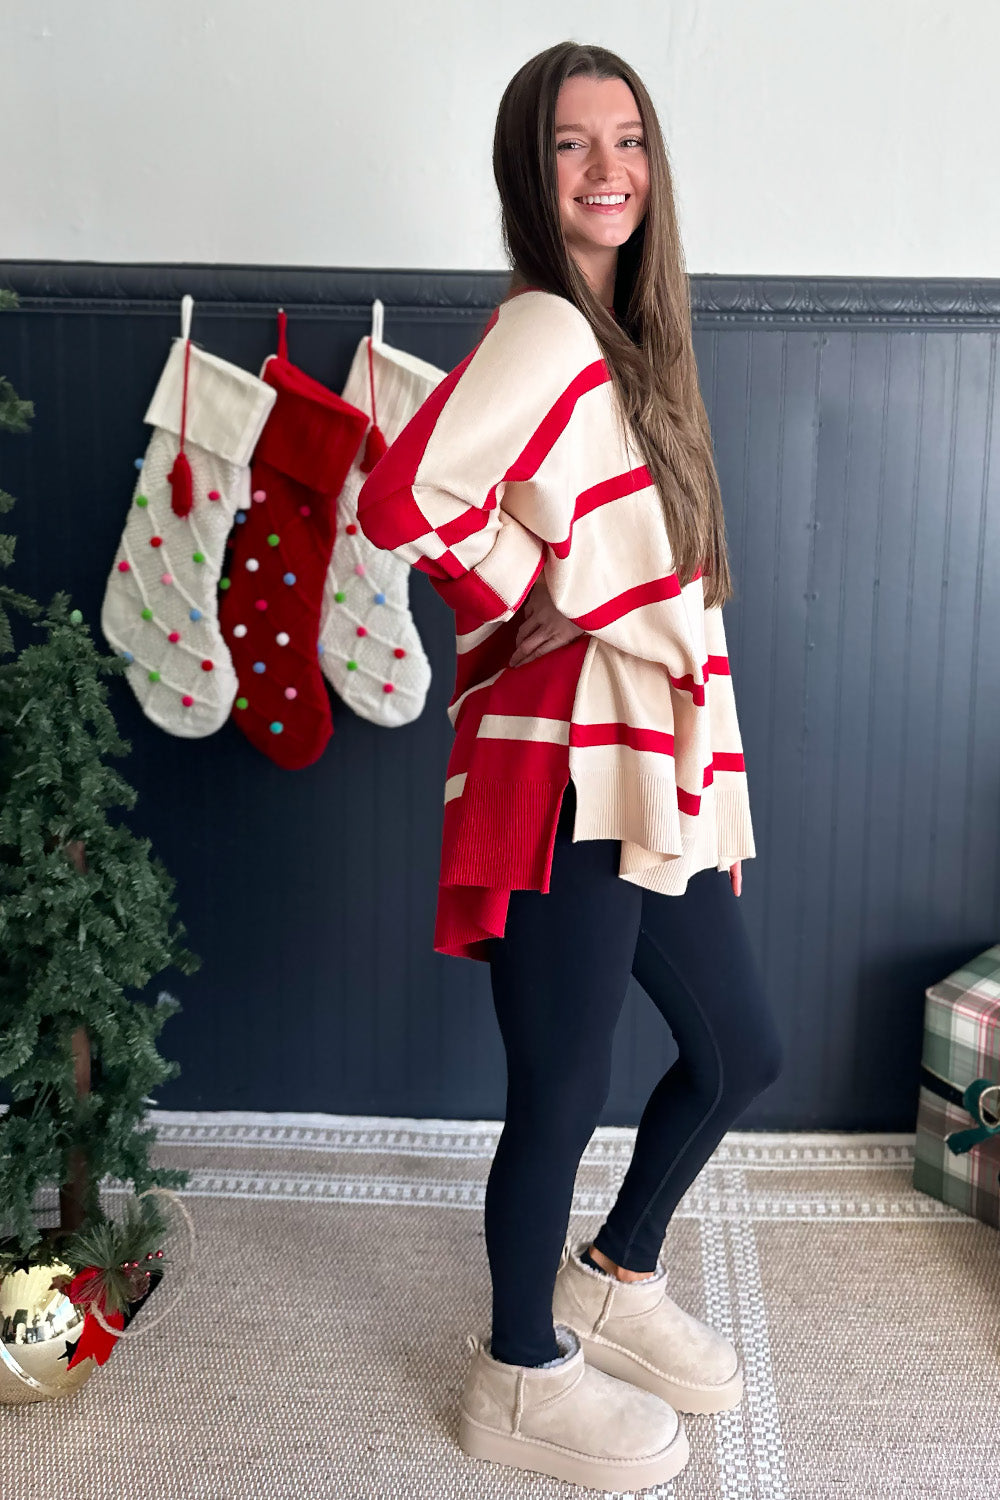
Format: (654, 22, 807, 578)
(219, 578, 231, 590)
(267, 534, 279, 547)
(122, 651, 134, 663)
(246, 559, 259, 572)
(346, 524, 357, 535)
(235, 696, 248, 710)
(346, 660, 358, 671)
(276, 632, 290, 646)
(150, 536, 163, 548)
(334, 591, 346, 603)
(394, 648, 406, 659)
(299, 505, 311, 517)
(383, 683, 395, 694)
(253, 661, 265, 674)
(283, 572, 296, 585)
(189, 608, 203, 621)
(356, 626, 367, 637)
(200, 659, 214, 672)
(168, 630, 181, 643)
(141, 608, 153, 621)
(354, 564, 366, 577)
(117, 560, 131, 573)
(374, 593, 386, 604)
(253, 489, 266, 503)
(284, 686, 297, 700)
(208, 489, 221, 501)
(233, 624, 247, 638)
(160, 573, 173, 586)
(134, 458, 144, 470)
(192, 551, 205, 564)
(236, 512, 247, 525)
(135, 495, 148, 507)
(182, 694, 194, 708)
(148, 670, 160, 683)
(255, 599, 268, 611)
(269, 722, 284, 734)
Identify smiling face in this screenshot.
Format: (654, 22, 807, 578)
(554, 73, 650, 298)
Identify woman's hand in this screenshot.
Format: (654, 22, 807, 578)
(509, 574, 585, 667)
(729, 861, 742, 897)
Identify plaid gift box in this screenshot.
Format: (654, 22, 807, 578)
(912, 944, 1000, 1229)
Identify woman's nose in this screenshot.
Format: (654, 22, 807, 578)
(586, 147, 616, 181)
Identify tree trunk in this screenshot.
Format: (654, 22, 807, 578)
(58, 838, 91, 1234)
(58, 1026, 91, 1234)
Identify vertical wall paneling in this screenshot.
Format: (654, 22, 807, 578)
(2, 264, 999, 1128)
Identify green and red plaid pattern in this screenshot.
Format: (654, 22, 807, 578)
(912, 944, 1000, 1230)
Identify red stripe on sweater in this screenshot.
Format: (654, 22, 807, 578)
(550, 465, 653, 560)
(506, 360, 610, 482)
(356, 318, 498, 543)
(569, 722, 675, 755)
(573, 574, 681, 630)
(669, 655, 730, 708)
(423, 552, 543, 623)
(674, 754, 746, 815)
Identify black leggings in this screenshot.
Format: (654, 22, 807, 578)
(484, 780, 784, 1368)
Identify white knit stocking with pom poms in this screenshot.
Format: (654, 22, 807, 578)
(318, 301, 442, 726)
(100, 296, 276, 737)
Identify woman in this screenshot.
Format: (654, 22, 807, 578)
(358, 41, 785, 1493)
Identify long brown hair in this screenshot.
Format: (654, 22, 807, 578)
(492, 42, 733, 607)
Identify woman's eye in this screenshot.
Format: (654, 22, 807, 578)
(621, 137, 645, 149)
(556, 140, 581, 152)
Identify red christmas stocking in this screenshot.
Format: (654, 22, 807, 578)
(218, 312, 368, 768)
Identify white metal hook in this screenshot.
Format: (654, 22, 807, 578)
(180, 294, 193, 341)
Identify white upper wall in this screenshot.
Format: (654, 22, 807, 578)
(3, 0, 997, 275)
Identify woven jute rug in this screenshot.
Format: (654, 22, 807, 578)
(4, 1114, 998, 1500)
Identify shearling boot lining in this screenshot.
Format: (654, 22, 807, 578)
(574, 1243, 666, 1285)
(535, 1324, 580, 1368)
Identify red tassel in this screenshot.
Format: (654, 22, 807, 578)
(168, 449, 194, 518)
(360, 423, 387, 474)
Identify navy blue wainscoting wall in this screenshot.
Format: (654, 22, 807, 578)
(1, 264, 999, 1129)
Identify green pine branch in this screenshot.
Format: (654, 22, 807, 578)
(0, 575, 199, 1259)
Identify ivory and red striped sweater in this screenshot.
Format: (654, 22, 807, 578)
(357, 286, 755, 961)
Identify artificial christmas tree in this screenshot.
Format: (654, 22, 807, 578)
(0, 297, 198, 1399)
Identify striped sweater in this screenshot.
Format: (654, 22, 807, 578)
(357, 286, 755, 961)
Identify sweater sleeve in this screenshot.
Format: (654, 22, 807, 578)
(703, 604, 757, 868)
(356, 292, 605, 627)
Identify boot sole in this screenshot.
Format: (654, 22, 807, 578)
(457, 1409, 690, 1490)
(577, 1333, 745, 1414)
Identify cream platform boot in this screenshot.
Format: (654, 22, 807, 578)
(552, 1241, 745, 1414)
(457, 1322, 690, 1491)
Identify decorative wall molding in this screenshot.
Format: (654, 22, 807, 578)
(3, 262, 1000, 327)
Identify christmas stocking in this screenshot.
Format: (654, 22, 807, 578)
(101, 296, 276, 737)
(218, 310, 368, 769)
(318, 300, 441, 726)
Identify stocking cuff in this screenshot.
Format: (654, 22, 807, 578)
(254, 356, 368, 496)
(342, 337, 445, 447)
(145, 339, 277, 465)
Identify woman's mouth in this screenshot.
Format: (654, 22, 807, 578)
(575, 193, 630, 215)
